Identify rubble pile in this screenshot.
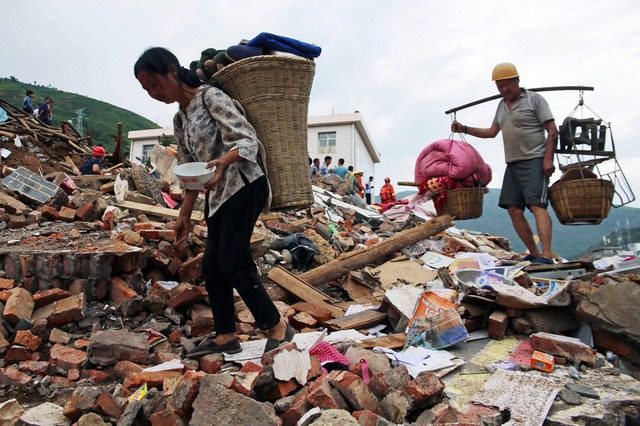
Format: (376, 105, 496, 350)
(0, 116, 638, 424)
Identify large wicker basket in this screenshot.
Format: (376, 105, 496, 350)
(435, 187, 484, 220)
(210, 55, 316, 211)
(549, 178, 614, 225)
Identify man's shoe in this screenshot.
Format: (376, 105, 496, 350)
(523, 254, 537, 261)
(187, 338, 242, 358)
(263, 323, 295, 355)
(533, 257, 555, 265)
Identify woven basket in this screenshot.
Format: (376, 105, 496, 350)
(435, 187, 484, 220)
(549, 178, 614, 225)
(210, 55, 316, 211)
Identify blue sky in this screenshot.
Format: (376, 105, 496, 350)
(3, 0, 639, 207)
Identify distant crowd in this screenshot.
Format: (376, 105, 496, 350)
(309, 155, 396, 205)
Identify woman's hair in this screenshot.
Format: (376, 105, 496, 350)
(134, 47, 202, 87)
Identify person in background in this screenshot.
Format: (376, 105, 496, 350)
(319, 155, 332, 177)
(345, 165, 355, 190)
(379, 177, 396, 204)
(37, 97, 53, 125)
(22, 90, 35, 115)
(354, 170, 365, 198)
(310, 157, 320, 180)
(333, 158, 348, 179)
(365, 176, 374, 205)
(81, 146, 106, 175)
(134, 46, 292, 358)
(451, 62, 557, 264)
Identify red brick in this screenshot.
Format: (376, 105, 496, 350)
(236, 308, 256, 325)
(133, 222, 156, 231)
(49, 343, 87, 372)
(49, 376, 76, 388)
(264, 220, 300, 235)
(353, 409, 390, 426)
(0, 365, 32, 386)
(49, 328, 72, 345)
(3, 287, 34, 326)
(290, 302, 333, 324)
(33, 288, 71, 309)
(177, 253, 204, 282)
(308, 375, 349, 409)
(96, 390, 124, 418)
(4, 346, 40, 362)
(290, 311, 318, 329)
(367, 365, 411, 399)
(68, 368, 81, 381)
(281, 387, 312, 426)
(31, 293, 85, 328)
(488, 310, 509, 340)
(199, 353, 224, 374)
(0, 278, 14, 290)
(230, 361, 263, 396)
(18, 360, 49, 375)
(139, 229, 175, 242)
(39, 205, 59, 220)
(167, 283, 207, 310)
(171, 370, 204, 415)
(13, 330, 42, 351)
(110, 277, 136, 303)
(150, 408, 188, 426)
(58, 206, 77, 222)
(9, 215, 26, 228)
(123, 371, 183, 390)
(114, 360, 144, 379)
(401, 373, 445, 410)
(327, 370, 379, 412)
(82, 369, 111, 384)
(153, 351, 181, 364)
(530, 332, 596, 363)
(75, 203, 96, 222)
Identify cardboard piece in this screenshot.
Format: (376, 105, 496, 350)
(363, 258, 437, 290)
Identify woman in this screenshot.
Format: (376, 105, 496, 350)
(134, 47, 293, 357)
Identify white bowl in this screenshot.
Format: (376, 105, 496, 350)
(173, 162, 216, 190)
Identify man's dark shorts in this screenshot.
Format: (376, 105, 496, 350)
(499, 157, 549, 210)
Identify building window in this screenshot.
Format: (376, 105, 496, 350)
(318, 132, 336, 154)
(141, 144, 155, 164)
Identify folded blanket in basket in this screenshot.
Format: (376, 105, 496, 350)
(248, 32, 321, 59)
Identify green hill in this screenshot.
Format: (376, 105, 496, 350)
(395, 188, 640, 260)
(0, 77, 158, 153)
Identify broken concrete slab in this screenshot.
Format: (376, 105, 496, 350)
(190, 375, 282, 425)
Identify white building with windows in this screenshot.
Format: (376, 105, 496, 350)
(307, 112, 380, 179)
(128, 112, 380, 177)
(128, 128, 174, 166)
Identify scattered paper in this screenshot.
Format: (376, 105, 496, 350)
(141, 359, 184, 372)
(374, 346, 462, 378)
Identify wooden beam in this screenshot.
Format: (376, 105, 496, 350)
(267, 267, 345, 318)
(117, 200, 204, 222)
(357, 333, 407, 350)
(298, 215, 454, 287)
(324, 309, 387, 331)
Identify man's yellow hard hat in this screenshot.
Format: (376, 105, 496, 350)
(492, 62, 519, 81)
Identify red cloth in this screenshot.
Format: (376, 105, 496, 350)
(309, 342, 349, 366)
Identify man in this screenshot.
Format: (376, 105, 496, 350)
(319, 155, 332, 177)
(81, 146, 106, 175)
(37, 97, 54, 125)
(451, 62, 558, 264)
(365, 176, 374, 205)
(333, 158, 348, 179)
(22, 90, 35, 115)
(379, 177, 396, 204)
(310, 158, 320, 180)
